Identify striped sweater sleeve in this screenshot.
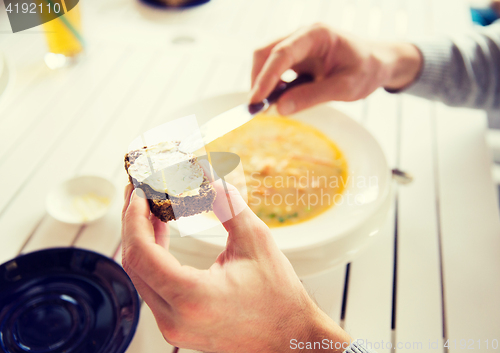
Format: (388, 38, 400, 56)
(396, 21, 500, 110)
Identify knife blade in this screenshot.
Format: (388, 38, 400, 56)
(178, 73, 314, 153)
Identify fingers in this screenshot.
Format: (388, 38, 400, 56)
(210, 177, 277, 260)
(127, 267, 172, 314)
(122, 188, 196, 299)
(151, 214, 170, 249)
(199, 159, 275, 256)
(251, 36, 286, 87)
(210, 178, 251, 231)
(123, 188, 155, 244)
(276, 73, 358, 114)
(124, 184, 170, 249)
(250, 24, 335, 104)
(122, 183, 134, 222)
(199, 159, 250, 230)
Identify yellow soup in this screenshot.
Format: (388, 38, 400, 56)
(204, 114, 348, 227)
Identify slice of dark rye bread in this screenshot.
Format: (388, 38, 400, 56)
(124, 145, 216, 222)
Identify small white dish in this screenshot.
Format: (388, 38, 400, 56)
(46, 176, 116, 224)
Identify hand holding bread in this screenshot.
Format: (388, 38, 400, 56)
(124, 141, 216, 222)
(121, 176, 351, 352)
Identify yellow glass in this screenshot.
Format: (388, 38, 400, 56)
(41, 1, 84, 67)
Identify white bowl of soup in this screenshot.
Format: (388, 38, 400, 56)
(167, 93, 392, 277)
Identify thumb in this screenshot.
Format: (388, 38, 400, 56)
(199, 160, 274, 256)
(211, 178, 274, 258)
(122, 188, 155, 246)
(208, 175, 253, 233)
(198, 159, 249, 229)
(276, 73, 358, 115)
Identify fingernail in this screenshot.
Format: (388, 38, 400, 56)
(279, 99, 295, 115)
(132, 188, 145, 201)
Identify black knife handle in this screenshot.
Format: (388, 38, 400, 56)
(266, 73, 314, 105)
(248, 73, 314, 114)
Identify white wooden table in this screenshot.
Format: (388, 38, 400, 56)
(1, 0, 500, 352)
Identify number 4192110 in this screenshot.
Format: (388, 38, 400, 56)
(444, 339, 499, 350)
(6, 2, 62, 14)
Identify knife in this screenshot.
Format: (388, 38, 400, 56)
(178, 73, 314, 153)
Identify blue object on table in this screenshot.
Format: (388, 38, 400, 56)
(471, 7, 499, 26)
(140, 0, 210, 8)
(0, 248, 140, 353)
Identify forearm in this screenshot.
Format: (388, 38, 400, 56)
(308, 311, 351, 353)
(286, 309, 379, 353)
(285, 307, 352, 353)
(384, 23, 500, 110)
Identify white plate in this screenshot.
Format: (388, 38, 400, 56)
(46, 176, 116, 224)
(166, 93, 392, 276)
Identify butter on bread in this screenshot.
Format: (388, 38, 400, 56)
(124, 141, 216, 222)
